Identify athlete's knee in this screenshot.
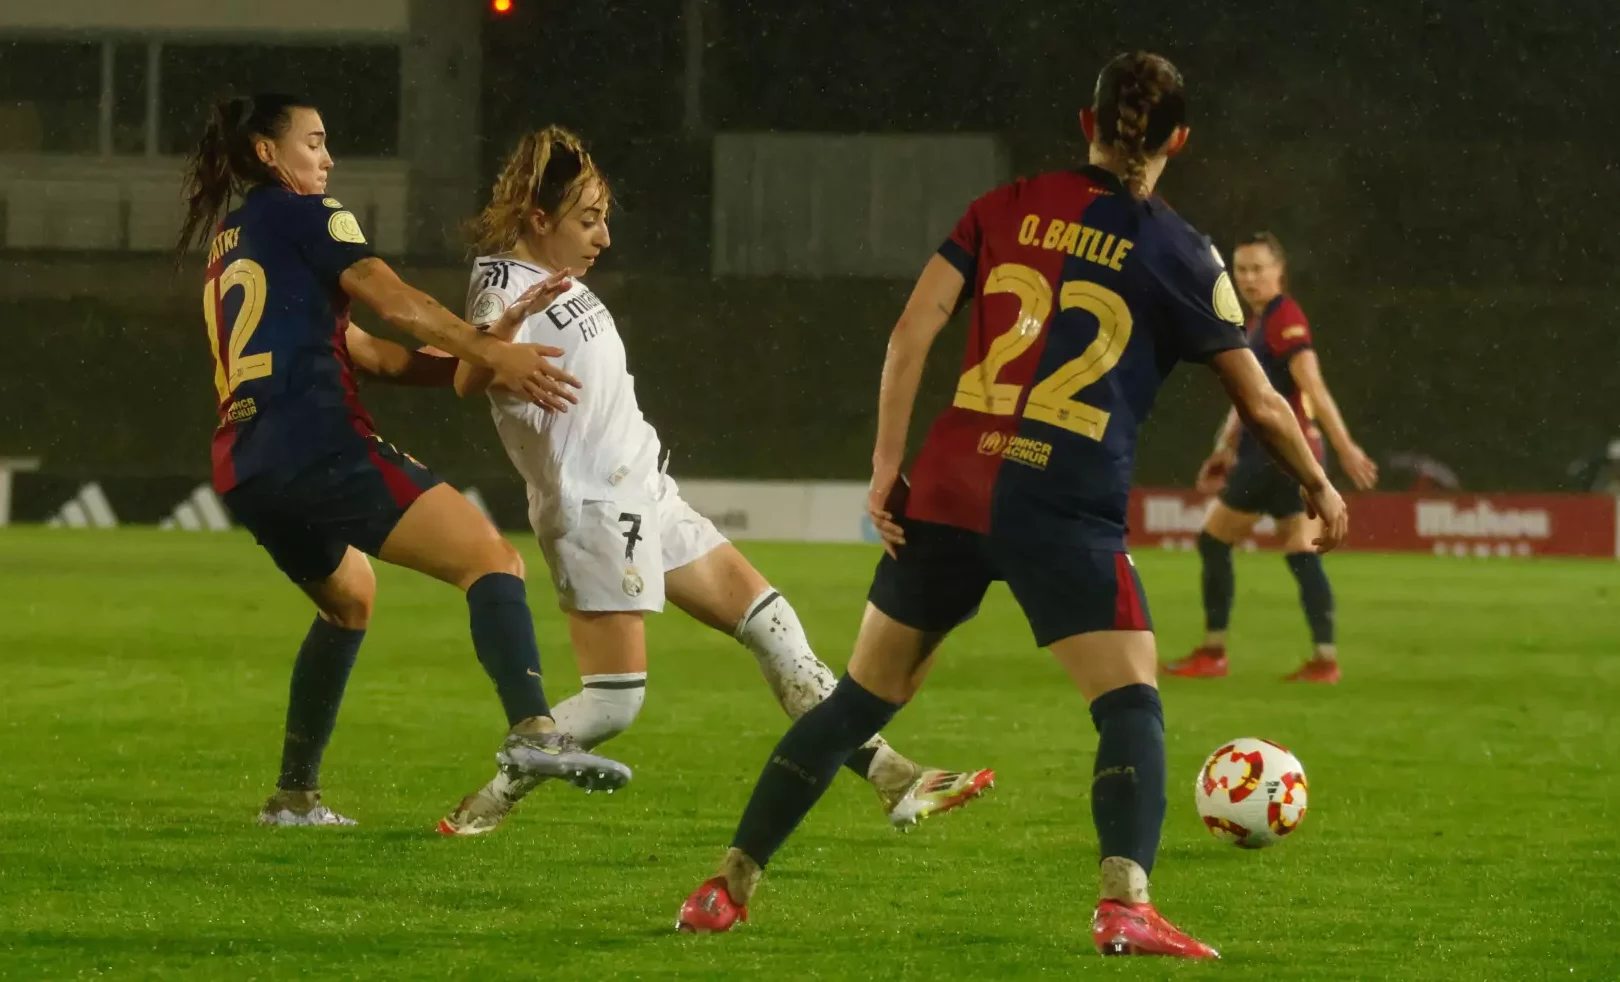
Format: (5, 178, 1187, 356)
(493, 537, 526, 579)
(1197, 530, 1233, 561)
(317, 583, 374, 630)
(311, 553, 375, 629)
(1277, 517, 1316, 553)
(458, 536, 525, 591)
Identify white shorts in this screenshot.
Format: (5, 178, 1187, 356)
(531, 474, 730, 613)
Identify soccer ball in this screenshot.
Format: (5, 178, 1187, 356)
(1194, 738, 1308, 849)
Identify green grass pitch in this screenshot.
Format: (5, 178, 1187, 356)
(1, 528, 1616, 980)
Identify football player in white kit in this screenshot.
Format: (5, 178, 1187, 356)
(438, 126, 993, 836)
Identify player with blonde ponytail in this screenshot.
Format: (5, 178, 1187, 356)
(438, 126, 992, 837)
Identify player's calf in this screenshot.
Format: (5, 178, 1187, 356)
(736, 591, 990, 827)
(551, 673, 646, 748)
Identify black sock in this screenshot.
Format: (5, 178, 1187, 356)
(277, 617, 365, 792)
(843, 745, 880, 780)
(1284, 552, 1336, 648)
(467, 572, 550, 726)
(1089, 683, 1167, 876)
(732, 675, 902, 867)
(1198, 531, 1234, 637)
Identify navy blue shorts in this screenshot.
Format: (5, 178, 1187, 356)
(1219, 452, 1305, 519)
(867, 517, 1152, 648)
(222, 435, 442, 583)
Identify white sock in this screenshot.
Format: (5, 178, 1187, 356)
(483, 673, 647, 807)
(550, 672, 647, 750)
(734, 589, 897, 780)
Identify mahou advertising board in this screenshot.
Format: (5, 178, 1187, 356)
(1129, 490, 1619, 559)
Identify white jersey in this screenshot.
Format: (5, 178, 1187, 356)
(466, 255, 662, 528)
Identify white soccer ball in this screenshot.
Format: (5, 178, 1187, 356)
(1194, 737, 1309, 849)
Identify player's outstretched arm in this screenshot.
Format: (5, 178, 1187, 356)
(345, 324, 458, 386)
(454, 267, 577, 399)
(338, 257, 579, 411)
(1287, 350, 1378, 490)
(868, 254, 966, 552)
(1209, 348, 1347, 551)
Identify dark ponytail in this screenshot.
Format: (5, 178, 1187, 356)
(176, 92, 311, 257)
(1093, 52, 1187, 200)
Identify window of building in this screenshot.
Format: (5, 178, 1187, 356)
(111, 42, 149, 155)
(159, 44, 400, 157)
(0, 40, 101, 153)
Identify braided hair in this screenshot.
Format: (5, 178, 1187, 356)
(1092, 52, 1187, 199)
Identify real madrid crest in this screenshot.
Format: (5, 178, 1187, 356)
(621, 567, 644, 598)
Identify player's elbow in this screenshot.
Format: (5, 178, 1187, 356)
(888, 312, 938, 361)
(1237, 389, 1294, 439)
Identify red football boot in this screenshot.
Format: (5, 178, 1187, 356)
(677, 876, 747, 934)
(1283, 657, 1341, 684)
(1163, 646, 1228, 678)
(1092, 900, 1220, 959)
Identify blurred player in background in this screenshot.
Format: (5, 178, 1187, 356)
(177, 94, 631, 827)
(439, 126, 991, 836)
(1165, 232, 1377, 684)
(676, 53, 1348, 959)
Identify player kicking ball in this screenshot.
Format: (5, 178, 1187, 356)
(676, 53, 1348, 959)
(437, 126, 992, 836)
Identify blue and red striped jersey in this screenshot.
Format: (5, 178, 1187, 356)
(906, 165, 1249, 546)
(202, 186, 377, 491)
(1236, 293, 1320, 463)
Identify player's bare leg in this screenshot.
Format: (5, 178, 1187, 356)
(441, 611, 647, 835)
(1276, 514, 1340, 683)
(381, 484, 631, 831)
(679, 605, 992, 932)
(1165, 502, 1258, 679)
(1051, 630, 1217, 959)
(258, 547, 374, 827)
(667, 545, 992, 828)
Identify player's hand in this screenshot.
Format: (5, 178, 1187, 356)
(1195, 447, 1236, 494)
(1302, 481, 1348, 553)
(868, 460, 907, 558)
(493, 269, 574, 336)
(489, 340, 581, 412)
(1340, 443, 1379, 491)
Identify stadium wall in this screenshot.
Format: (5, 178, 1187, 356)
(5, 472, 1615, 560)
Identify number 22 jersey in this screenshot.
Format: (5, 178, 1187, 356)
(905, 165, 1250, 548)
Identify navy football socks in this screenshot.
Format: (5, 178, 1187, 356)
(1285, 552, 1336, 646)
(1089, 683, 1167, 875)
(466, 572, 550, 726)
(732, 675, 902, 867)
(278, 617, 365, 791)
(1198, 531, 1235, 635)
(843, 745, 880, 780)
